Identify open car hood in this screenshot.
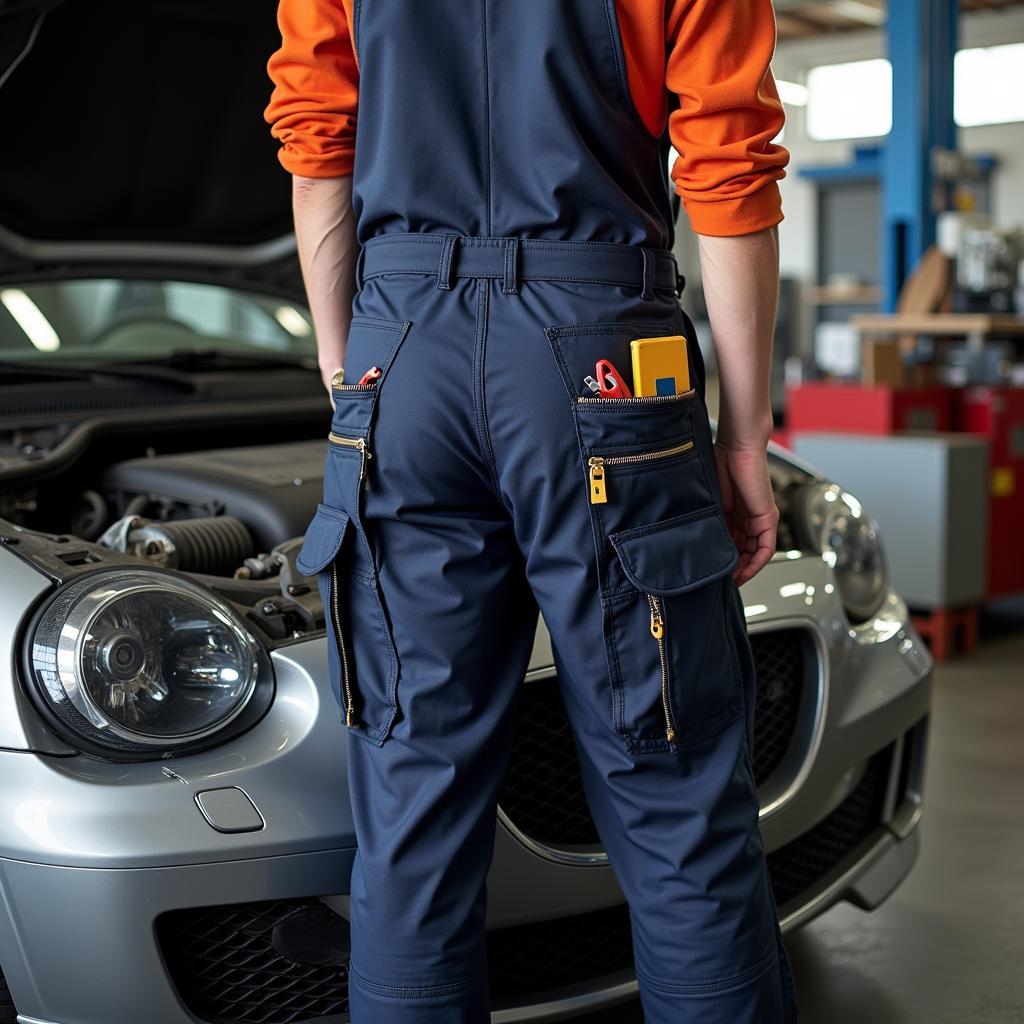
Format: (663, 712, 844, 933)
(0, 0, 301, 294)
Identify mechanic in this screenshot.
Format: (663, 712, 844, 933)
(265, 2, 794, 1021)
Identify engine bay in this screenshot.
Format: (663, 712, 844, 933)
(0, 421, 812, 651)
(0, 436, 335, 647)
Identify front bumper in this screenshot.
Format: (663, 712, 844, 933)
(0, 552, 932, 1024)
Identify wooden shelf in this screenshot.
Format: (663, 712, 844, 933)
(851, 313, 1024, 337)
(805, 286, 881, 306)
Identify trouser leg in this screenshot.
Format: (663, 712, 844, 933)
(485, 281, 798, 1023)
(335, 277, 538, 1022)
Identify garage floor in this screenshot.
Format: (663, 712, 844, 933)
(578, 600, 1024, 1023)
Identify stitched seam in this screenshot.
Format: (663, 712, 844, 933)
(480, 0, 492, 235)
(609, 505, 721, 543)
(350, 315, 409, 330)
(635, 944, 777, 996)
(472, 280, 502, 496)
(350, 964, 486, 1000)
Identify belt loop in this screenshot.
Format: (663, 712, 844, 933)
(436, 234, 459, 291)
(502, 237, 521, 295)
(354, 244, 366, 292)
(640, 247, 654, 301)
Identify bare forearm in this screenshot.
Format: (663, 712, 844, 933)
(291, 174, 358, 390)
(697, 227, 779, 449)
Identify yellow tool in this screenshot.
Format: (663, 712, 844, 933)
(629, 334, 690, 397)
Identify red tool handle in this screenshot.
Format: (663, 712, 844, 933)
(357, 366, 383, 387)
(595, 359, 632, 399)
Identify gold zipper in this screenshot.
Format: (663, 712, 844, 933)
(647, 594, 676, 742)
(328, 433, 372, 480)
(332, 369, 379, 391)
(577, 388, 695, 406)
(329, 560, 360, 728)
(587, 440, 694, 504)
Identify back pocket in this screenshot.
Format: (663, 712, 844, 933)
(604, 507, 742, 754)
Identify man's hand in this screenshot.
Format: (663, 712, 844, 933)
(291, 174, 358, 398)
(714, 441, 779, 587)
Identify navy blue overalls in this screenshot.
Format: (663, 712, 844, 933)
(294, 2, 799, 1020)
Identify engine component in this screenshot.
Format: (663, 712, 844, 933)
(99, 514, 252, 575)
(101, 440, 327, 551)
(236, 551, 284, 580)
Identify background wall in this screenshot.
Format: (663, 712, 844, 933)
(772, 5, 1024, 283)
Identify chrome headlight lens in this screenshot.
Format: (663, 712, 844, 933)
(25, 571, 269, 756)
(797, 481, 888, 623)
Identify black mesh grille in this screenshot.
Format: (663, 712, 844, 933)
(156, 747, 892, 1024)
(157, 899, 349, 1024)
(749, 630, 808, 785)
(498, 629, 811, 847)
(767, 743, 892, 906)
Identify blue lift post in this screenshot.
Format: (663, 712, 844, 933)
(883, 0, 959, 312)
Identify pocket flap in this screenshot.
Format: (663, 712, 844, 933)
(609, 507, 738, 596)
(296, 503, 351, 575)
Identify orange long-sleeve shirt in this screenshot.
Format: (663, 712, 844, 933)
(264, 1, 789, 237)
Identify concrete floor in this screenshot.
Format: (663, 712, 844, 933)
(577, 600, 1024, 1023)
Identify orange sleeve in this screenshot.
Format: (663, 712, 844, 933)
(263, 0, 359, 178)
(664, 0, 789, 236)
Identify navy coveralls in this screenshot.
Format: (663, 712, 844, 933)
(294, 2, 799, 1020)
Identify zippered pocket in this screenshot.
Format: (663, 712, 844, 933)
(646, 593, 676, 742)
(328, 559, 358, 727)
(296, 502, 400, 744)
(587, 438, 695, 504)
(604, 508, 742, 754)
(328, 431, 372, 481)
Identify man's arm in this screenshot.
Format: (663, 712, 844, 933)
(699, 228, 780, 586)
(292, 175, 358, 393)
(264, 0, 360, 392)
(665, 0, 789, 583)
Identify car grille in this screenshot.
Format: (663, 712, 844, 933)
(157, 899, 348, 1024)
(157, 898, 634, 1023)
(768, 741, 892, 906)
(156, 745, 892, 1024)
(498, 628, 812, 848)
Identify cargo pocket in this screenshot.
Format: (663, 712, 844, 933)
(605, 506, 742, 754)
(300, 315, 412, 746)
(297, 502, 400, 745)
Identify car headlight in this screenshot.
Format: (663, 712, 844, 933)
(796, 481, 888, 623)
(24, 570, 272, 758)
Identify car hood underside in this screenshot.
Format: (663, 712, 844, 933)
(0, 0, 294, 282)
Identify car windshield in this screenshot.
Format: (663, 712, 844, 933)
(0, 279, 315, 364)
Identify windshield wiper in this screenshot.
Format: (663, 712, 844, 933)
(0, 359, 197, 392)
(155, 349, 320, 373)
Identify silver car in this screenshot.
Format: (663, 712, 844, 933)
(0, 274, 934, 1024)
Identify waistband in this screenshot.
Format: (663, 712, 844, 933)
(356, 233, 684, 301)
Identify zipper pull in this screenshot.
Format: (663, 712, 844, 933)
(588, 457, 607, 504)
(345, 708, 360, 728)
(356, 437, 371, 480)
(648, 594, 664, 639)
